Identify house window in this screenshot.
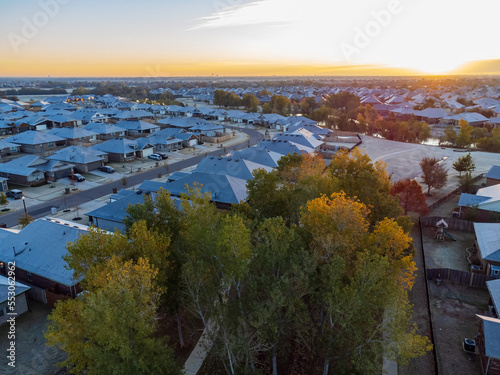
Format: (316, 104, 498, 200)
(26, 272, 32, 281)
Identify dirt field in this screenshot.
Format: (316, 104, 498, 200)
(429, 282, 489, 375)
(400, 210, 491, 375)
(421, 227, 475, 271)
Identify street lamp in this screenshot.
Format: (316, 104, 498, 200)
(22, 194, 28, 219)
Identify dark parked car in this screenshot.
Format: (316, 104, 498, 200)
(157, 152, 169, 159)
(98, 166, 115, 173)
(69, 173, 85, 182)
(6, 189, 23, 199)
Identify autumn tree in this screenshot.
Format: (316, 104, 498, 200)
(242, 93, 259, 112)
(456, 119, 473, 148)
(452, 152, 475, 177)
(441, 125, 457, 146)
(420, 157, 448, 195)
(270, 95, 291, 116)
(390, 179, 430, 216)
(327, 148, 402, 224)
(300, 194, 428, 374)
(45, 257, 180, 375)
(0, 193, 8, 210)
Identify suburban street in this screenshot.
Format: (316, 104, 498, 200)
(0, 127, 263, 228)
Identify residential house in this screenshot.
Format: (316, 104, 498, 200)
(46, 146, 108, 173)
(228, 147, 283, 168)
(487, 279, 500, 317)
(83, 122, 126, 140)
(473, 223, 500, 277)
(91, 137, 154, 162)
(459, 184, 500, 221)
(486, 166, 500, 187)
(195, 156, 274, 181)
(441, 112, 489, 126)
(112, 110, 154, 121)
(45, 114, 81, 128)
(0, 218, 90, 304)
(476, 315, 500, 375)
(138, 171, 248, 209)
(115, 120, 160, 136)
(47, 127, 98, 145)
(86, 191, 146, 233)
(0, 276, 30, 325)
(0, 139, 21, 157)
(4, 131, 66, 154)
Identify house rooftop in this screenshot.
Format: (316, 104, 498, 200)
(477, 315, 500, 359)
(0, 218, 90, 287)
(474, 223, 500, 262)
(485, 166, 500, 181)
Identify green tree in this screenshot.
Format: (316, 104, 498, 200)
(452, 153, 475, 177)
(456, 119, 473, 148)
(270, 95, 291, 116)
(0, 192, 8, 210)
(327, 148, 402, 224)
(18, 213, 33, 228)
(262, 102, 272, 114)
(45, 257, 180, 375)
(441, 125, 457, 146)
(460, 172, 476, 194)
(242, 93, 259, 112)
(420, 157, 448, 195)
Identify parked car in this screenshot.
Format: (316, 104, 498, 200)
(157, 152, 169, 160)
(69, 173, 85, 182)
(148, 154, 162, 161)
(98, 166, 115, 173)
(6, 189, 23, 199)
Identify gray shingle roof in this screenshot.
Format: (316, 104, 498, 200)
(4, 130, 65, 145)
(0, 276, 30, 303)
(46, 146, 107, 164)
(487, 279, 500, 318)
(0, 219, 90, 286)
(485, 166, 500, 181)
(474, 223, 500, 262)
(477, 315, 500, 359)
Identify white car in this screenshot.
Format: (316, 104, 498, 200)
(148, 154, 162, 161)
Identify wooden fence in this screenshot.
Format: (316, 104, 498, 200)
(427, 268, 496, 288)
(420, 216, 475, 232)
(427, 173, 484, 211)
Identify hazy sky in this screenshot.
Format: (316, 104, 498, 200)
(0, 0, 499, 77)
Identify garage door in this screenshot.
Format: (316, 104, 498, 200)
(141, 147, 154, 157)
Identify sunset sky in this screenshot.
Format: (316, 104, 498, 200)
(0, 0, 499, 77)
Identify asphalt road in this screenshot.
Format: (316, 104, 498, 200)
(1, 127, 263, 228)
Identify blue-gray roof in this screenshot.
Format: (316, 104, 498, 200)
(0, 219, 90, 286)
(4, 130, 65, 145)
(195, 156, 273, 180)
(485, 166, 500, 181)
(0, 276, 30, 303)
(48, 127, 97, 139)
(229, 147, 283, 168)
(257, 139, 313, 155)
(138, 172, 247, 205)
(458, 193, 491, 207)
(46, 146, 107, 165)
(86, 192, 146, 223)
(477, 315, 500, 359)
(84, 122, 126, 135)
(115, 120, 160, 131)
(487, 279, 500, 319)
(474, 223, 500, 262)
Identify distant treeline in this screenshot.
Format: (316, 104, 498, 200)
(1, 87, 68, 95)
